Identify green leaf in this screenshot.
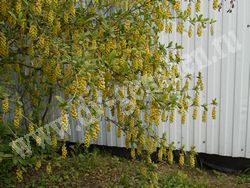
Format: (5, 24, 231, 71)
(55, 96, 66, 104)
(109, 50, 117, 62)
(166, 41, 173, 48)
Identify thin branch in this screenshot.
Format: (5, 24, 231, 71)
(41, 87, 53, 123)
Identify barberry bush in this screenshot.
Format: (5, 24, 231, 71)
(0, 0, 232, 183)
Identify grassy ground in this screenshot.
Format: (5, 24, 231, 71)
(6, 149, 248, 188)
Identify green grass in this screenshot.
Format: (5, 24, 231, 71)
(159, 171, 208, 188)
(2, 149, 250, 188)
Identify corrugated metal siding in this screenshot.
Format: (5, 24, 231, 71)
(69, 1, 250, 158)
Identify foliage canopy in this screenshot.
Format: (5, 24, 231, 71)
(0, 0, 222, 180)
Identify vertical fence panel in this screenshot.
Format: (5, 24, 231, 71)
(206, 0, 220, 155)
(181, 0, 193, 151)
(244, 0, 250, 159)
(218, 1, 237, 157)
(231, 0, 249, 157)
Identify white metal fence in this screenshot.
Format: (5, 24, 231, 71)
(61, 0, 250, 158)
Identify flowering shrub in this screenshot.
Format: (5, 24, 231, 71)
(0, 0, 234, 184)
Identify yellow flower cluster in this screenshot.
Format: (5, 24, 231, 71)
(29, 25, 38, 40)
(46, 162, 52, 174)
(183, 79, 189, 91)
(90, 122, 100, 141)
(0, 31, 8, 57)
(16, 167, 23, 182)
(190, 146, 196, 168)
(7, 13, 16, 27)
(212, 106, 217, 120)
(124, 20, 131, 31)
(15, 0, 22, 15)
(93, 89, 98, 102)
(55, 63, 61, 79)
(196, 0, 201, 12)
(139, 133, 145, 147)
(190, 155, 195, 168)
(2, 97, 9, 113)
(133, 57, 143, 71)
(179, 146, 185, 167)
(179, 153, 185, 167)
(150, 102, 160, 125)
(35, 160, 41, 171)
(176, 22, 184, 34)
(0, 0, 9, 16)
(197, 24, 203, 37)
(84, 130, 91, 148)
(28, 123, 35, 133)
(61, 109, 68, 132)
(169, 111, 175, 123)
(68, 76, 88, 96)
(158, 147, 163, 161)
(125, 132, 131, 148)
(193, 94, 200, 106)
(53, 20, 61, 35)
(98, 77, 106, 91)
(168, 142, 175, 165)
(187, 3, 192, 16)
(61, 143, 67, 159)
(202, 110, 207, 123)
(70, 3, 76, 17)
(128, 107, 135, 124)
(181, 113, 186, 125)
(161, 111, 166, 122)
(213, 0, 219, 10)
(188, 25, 193, 38)
(192, 107, 198, 120)
(33, 0, 42, 15)
(165, 5, 172, 19)
(146, 136, 156, 157)
(70, 105, 78, 120)
(64, 12, 69, 24)
(197, 73, 204, 91)
(51, 134, 58, 148)
(132, 129, 138, 142)
(39, 35, 45, 48)
(64, 66, 73, 80)
(14, 106, 22, 128)
(173, 1, 181, 12)
(36, 136, 42, 146)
